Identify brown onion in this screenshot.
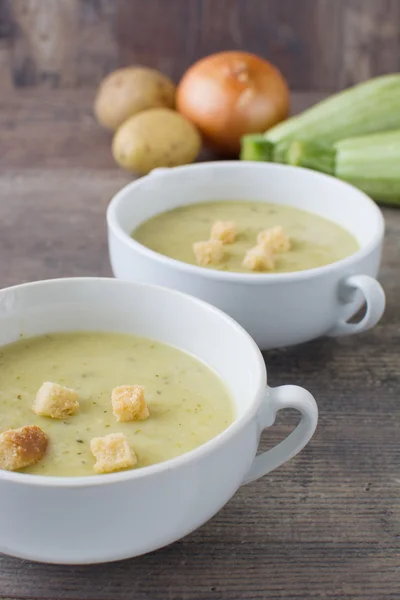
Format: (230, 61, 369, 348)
(177, 51, 290, 155)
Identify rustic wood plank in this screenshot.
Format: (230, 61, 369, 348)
(1, 0, 400, 90)
(8, 0, 117, 88)
(75, 0, 118, 86)
(11, 0, 80, 87)
(340, 0, 400, 88)
(0, 89, 326, 169)
(117, 0, 400, 91)
(0, 89, 115, 168)
(235, 0, 317, 90)
(313, 0, 344, 90)
(117, 0, 323, 88)
(0, 168, 128, 285)
(0, 0, 14, 89)
(117, 0, 200, 83)
(0, 90, 398, 599)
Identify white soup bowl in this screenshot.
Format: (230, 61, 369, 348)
(107, 162, 385, 349)
(0, 278, 318, 564)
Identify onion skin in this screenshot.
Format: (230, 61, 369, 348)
(177, 51, 290, 155)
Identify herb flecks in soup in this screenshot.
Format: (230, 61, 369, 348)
(0, 332, 234, 476)
(132, 200, 359, 273)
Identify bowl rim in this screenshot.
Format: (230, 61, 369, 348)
(0, 277, 266, 488)
(107, 161, 385, 285)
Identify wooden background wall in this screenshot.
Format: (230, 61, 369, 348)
(0, 0, 399, 91)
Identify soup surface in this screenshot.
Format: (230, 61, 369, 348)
(133, 200, 359, 273)
(0, 332, 234, 476)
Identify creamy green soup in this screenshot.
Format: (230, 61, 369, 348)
(0, 332, 234, 476)
(133, 200, 359, 273)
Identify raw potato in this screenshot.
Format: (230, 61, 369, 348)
(112, 108, 202, 175)
(94, 67, 176, 130)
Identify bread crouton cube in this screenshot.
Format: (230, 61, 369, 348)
(111, 385, 150, 422)
(257, 226, 291, 253)
(242, 245, 275, 272)
(33, 382, 79, 419)
(193, 239, 224, 266)
(0, 425, 48, 471)
(90, 433, 137, 474)
(210, 220, 237, 244)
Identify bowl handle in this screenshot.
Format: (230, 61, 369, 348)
(327, 274, 385, 337)
(242, 385, 318, 485)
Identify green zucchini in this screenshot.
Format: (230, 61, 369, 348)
(239, 134, 274, 162)
(285, 130, 400, 206)
(240, 74, 400, 162)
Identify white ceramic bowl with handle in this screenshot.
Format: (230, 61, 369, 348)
(0, 278, 317, 565)
(107, 162, 386, 349)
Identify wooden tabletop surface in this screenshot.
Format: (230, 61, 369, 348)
(0, 90, 399, 600)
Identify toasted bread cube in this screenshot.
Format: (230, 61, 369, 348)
(111, 385, 150, 422)
(90, 433, 137, 474)
(193, 239, 224, 266)
(210, 220, 237, 244)
(257, 226, 291, 253)
(242, 245, 275, 272)
(0, 425, 48, 471)
(33, 382, 79, 419)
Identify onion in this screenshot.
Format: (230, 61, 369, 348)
(177, 51, 290, 156)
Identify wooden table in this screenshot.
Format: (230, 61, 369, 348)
(0, 91, 398, 600)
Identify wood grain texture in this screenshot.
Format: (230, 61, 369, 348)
(9, 0, 117, 87)
(11, 0, 79, 87)
(0, 89, 115, 169)
(0, 88, 327, 169)
(1, 0, 400, 90)
(340, 0, 400, 88)
(0, 91, 399, 599)
(0, 0, 13, 88)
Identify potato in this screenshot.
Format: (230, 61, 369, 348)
(112, 108, 202, 175)
(94, 67, 176, 130)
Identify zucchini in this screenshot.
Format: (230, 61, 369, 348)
(285, 130, 400, 206)
(240, 74, 400, 162)
(240, 134, 274, 162)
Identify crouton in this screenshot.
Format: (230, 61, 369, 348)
(0, 425, 48, 471)
(111, 385, 150, 422)
(257, 226, 291, 253)
(210, 220, 237, 244)
(193, 239, 224, 266)
(242, 245, 275, 272)
(33, 381, 79, 419)
(90, 433, 137, 474)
